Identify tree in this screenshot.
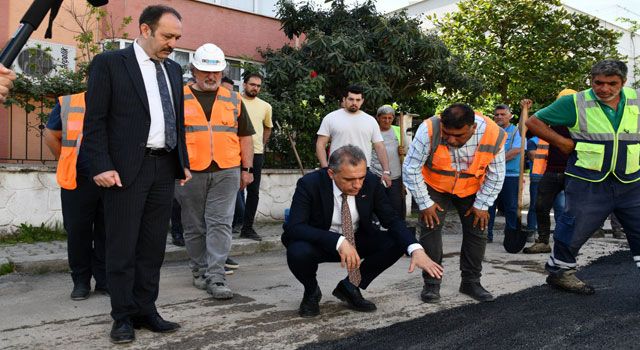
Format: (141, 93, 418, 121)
(618, 18, 640, 89)
(433, 0, 622, 111)
(4, 2, 131, 121)
(261, 0, 476, 168)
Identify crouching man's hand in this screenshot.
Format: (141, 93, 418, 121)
(408, 248, 443, 279)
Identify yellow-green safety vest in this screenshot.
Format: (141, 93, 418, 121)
(565, 87, 640, 183)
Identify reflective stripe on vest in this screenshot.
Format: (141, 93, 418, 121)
(566, 87, 640, 183)
(532, 140, 549, 175)
(183, 85, 242, 170)
(422, 115, 506, 197)
(56, 92, 86, 190)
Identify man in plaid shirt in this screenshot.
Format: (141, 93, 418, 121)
(403, 103, 506, 303)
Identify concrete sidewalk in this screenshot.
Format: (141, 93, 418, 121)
(0, 222, 286, 274)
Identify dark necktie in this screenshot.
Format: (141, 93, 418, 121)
(151, 59, 177, 150)
(341, 193, 361, 286)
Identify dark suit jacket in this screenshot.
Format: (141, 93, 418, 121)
(82, 45, 189, 186)
(282, 169, 417, 253)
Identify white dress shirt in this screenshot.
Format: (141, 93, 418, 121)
(133, 40, 174, 149)
(331, 181, 423, 255)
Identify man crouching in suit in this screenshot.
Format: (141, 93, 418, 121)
(282, 145, 443, 317)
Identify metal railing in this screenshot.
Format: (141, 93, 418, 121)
(0, 103, 57, 165)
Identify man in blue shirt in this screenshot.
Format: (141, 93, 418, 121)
(44, 100, 107, 300)
(487, 104, 521, 243)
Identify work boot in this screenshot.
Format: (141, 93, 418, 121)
(612, 229, 625, 240)
(523, 240, 551, 254)
(546, 270, 595, 295)
(420, 284, 441, 304)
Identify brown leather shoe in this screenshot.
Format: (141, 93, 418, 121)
(546, 270, 595, 295)
(523, 242, 551, 254)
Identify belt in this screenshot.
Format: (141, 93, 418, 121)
(145, 147, 170, 156)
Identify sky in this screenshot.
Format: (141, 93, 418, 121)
(306, 0, 640, 28)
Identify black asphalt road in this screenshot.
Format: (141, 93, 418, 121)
(303, 251, 640, 350)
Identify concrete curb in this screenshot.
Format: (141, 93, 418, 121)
(8, 236, 285, 274)
(2, 217, 517, 274)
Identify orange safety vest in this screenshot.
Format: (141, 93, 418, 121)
(421, 115, 506, 197)
(183, 85, 242, 170)
(531, 139, 549, 175)
(56, 92, 86, 190)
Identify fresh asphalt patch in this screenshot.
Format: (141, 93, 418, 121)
(303, 250, 640, 350)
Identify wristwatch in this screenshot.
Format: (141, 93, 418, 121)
(241, 167, 254, 173)
(383, 170, 391, 175)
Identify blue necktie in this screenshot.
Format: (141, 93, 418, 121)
(152, 59, 177, 150)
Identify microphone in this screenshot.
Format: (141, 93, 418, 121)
(0, 0, 108, 67)
(87, 0, 109, 6)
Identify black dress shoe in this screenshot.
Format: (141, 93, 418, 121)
(298, 286, 322, 318)
(332, 279, 377, 312)
(70, 283, 90, 301)
(459, 282, 495, 302)
(110, 319, 135, 344)
(239, 228, 262, 241)
(131, 313, 180, 333)
(420, 283, 441, 303)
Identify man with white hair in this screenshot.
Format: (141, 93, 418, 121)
(175, 43, 255, 299)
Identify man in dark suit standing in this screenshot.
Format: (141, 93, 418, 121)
(82, 5, 191, 344)
(283, 145, 443, 317)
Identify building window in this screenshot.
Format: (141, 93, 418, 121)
(101, 39, 262, 87)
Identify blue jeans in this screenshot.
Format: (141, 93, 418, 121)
(488, 176, 519, 240)
(547, 176, 640, 273)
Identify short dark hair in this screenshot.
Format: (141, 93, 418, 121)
(139, 5, 182, 33)
(441, 103, 475, 129)
(591, 59, 628, 80)
(328, 145, 366, 173)
(344, 84, 364, 98)
(243, 72, 263, 84)
(221, 76, 234, 85)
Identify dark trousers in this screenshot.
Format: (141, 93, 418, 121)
(419, 186, 486, 285)
(547, 176, 640, 273)
(242, 153, 264, 230)
(61, 175, 106, 288)
(103, 152, 176, 321)
(377, 176, 406, 220)
(535, 172, 566, 243)
(232, 189, 245, 227)
(527, 176, 541, 230)
(171, 198, 183, 236)
(488, 176, 519, 239)
(286, 230, 405, 294)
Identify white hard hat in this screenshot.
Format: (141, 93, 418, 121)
(191, 43, 227, 72)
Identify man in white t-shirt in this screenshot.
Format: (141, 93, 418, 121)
(316, 85, 392, 186)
